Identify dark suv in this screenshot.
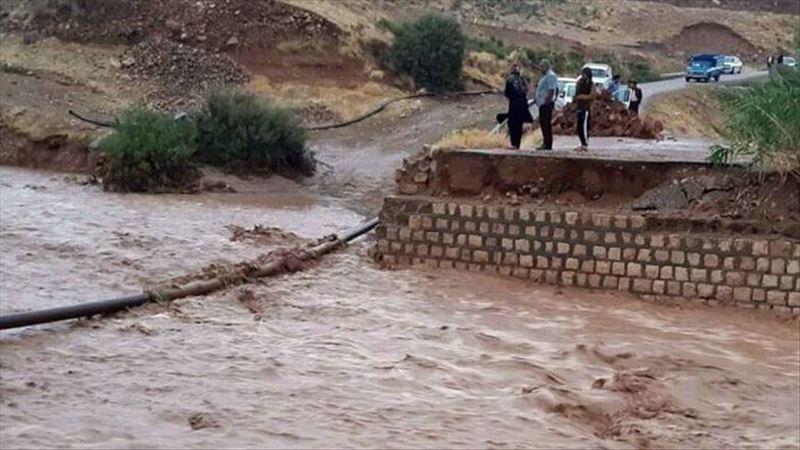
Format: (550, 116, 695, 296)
(685, 54, 724, 83)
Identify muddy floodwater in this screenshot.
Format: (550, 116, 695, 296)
(1, 165, 799, 449)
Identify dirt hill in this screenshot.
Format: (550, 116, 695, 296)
(635, 0, 800, 14)
(0, 0, 797, 147)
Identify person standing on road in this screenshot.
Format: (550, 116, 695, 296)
(574, 67, 593, 152)
(628, 79, 643, 115)
(535, 59, 558, 151)
(503, 63, 534, 149)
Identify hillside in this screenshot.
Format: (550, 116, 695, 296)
(0, 0, 797, 147)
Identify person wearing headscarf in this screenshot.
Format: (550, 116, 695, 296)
(503, 63, 533, 149)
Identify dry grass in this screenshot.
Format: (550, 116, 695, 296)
(0, 35, 146, 139)
(0, 35, 142, 98)
(463, 51, 507, 89)
(277, 0, 390, 60)
(647, 88, 726, 139)
(434, 127, 542, 151)
(246, 75, 406, 121)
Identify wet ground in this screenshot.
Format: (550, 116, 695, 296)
(453, 136, 746, 164)
(1, 95, 799, 449)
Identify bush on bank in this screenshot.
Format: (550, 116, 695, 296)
(98, 107, 198, 193)
(195, 90, 315, 177)
(717, 69, 800, 175)
(716, 28, 800, 175)
(387, 14, 466, 92)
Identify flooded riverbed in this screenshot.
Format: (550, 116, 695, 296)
(1, 165, 799, 449)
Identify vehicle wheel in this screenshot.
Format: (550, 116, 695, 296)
(685, 77, 691, 82)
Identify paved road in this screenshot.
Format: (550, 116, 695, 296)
(641, 67, 768, 107)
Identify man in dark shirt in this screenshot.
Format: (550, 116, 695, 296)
(574, 67, 594, 152)
(503, 64, 533, 149)
(628, 80, 643, 115)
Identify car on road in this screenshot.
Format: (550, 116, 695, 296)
(722, 55, 743, 74)
(581, 63, 613, 91)
(555, 77, 577, 111)
(685, 54, 724, 82)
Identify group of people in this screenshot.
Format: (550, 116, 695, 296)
(502, 60, 558, 151)
(767, 54, 788, 69)
(607, 75, 642, 114)
(502, 60, 642, 152)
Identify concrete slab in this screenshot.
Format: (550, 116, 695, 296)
(463, 136, 751, 165)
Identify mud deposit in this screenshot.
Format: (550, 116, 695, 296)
(2, 167, 800, 449)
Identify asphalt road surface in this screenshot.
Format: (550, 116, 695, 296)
(641, 67, 769, 107)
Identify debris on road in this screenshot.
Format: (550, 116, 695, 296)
(553, 91, 664, 139)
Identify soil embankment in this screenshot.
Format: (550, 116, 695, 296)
(398, 148, 800, 238)
(661, 22, 762, 61)
(0, 125, 98, 174)
(647, 88, 726, 139)
(635, 0, 800, 14)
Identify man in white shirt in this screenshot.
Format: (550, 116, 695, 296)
(535, 59, 558, 151)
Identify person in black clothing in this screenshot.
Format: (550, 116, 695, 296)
(503, 64, 533, 149)
(574, 67, 593, 152)
(628, 79, 643, 115)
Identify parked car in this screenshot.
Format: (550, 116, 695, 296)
(613, 86, 631, 108)
(722, 55, 743, 74)
(685, 54, 724, 82)
(555, 77, 577, 111)
(581, 63, 613, 91)
(782, 56, 798, 69)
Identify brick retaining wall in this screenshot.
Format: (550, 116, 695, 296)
(374, 196, 800, 315)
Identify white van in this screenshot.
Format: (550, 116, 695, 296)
(581, 63, 613, 91)
(555, 77, 577, 111)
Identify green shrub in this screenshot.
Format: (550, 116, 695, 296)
(717, 70, 800, 174)
(466, 36, 511, 59)
(451, 0, 550, 20)
(387, 14, 466, 92)
(98, 107, 198, 192)
(521, 48, 584, 76)
(603, 54, 660, 83)
(795, 23, 800, 53)
(195, 90, 314, 177)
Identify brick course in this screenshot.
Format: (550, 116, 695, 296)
(376, 197, 800, 316)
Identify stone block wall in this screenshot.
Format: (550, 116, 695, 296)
(374, 196, 800, 315)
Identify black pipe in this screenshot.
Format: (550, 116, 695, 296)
(0, 218, 379, 331)
(68, 110, 117, 128)
(0, 294, 151, 330)
(307, 90, 498, 131)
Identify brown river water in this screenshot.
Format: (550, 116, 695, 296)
(1, 96, 800, 449)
